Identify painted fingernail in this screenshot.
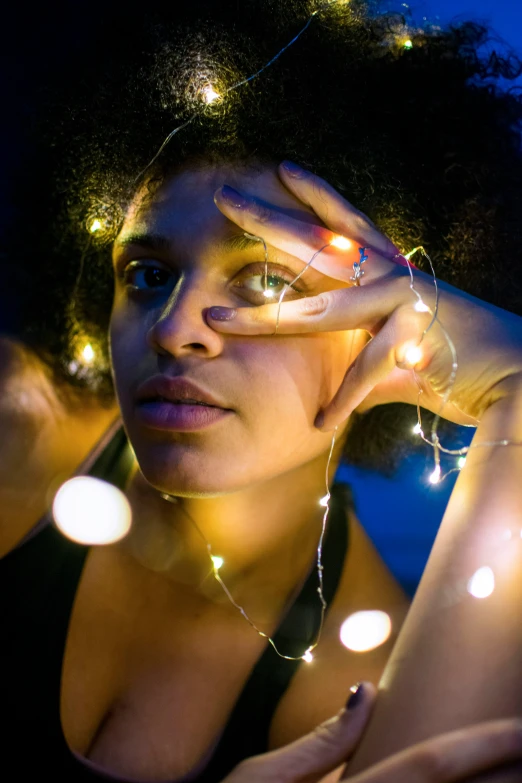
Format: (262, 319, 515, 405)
(220, 185, 247, 209)
(346, 683, 364, 710)
(209, 306, 237, 321)
(281, 160, 303, 177)
(314, 411, 325, 429)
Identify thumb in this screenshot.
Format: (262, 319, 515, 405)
(225, 682, 376, 783)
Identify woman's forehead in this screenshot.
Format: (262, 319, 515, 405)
(120, 164, 319, 238)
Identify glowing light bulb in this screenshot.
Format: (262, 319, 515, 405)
(404, 345, 423, 366)
(202, 85, 220, 104)
(53, 476, 132, 545)
(404, 39, 413, 49)
(263, 289, 276, 299)
(319, 494, 329, 507)
(414, 300, 430, 312)
(340, 610, 392, 653)
(81, 343, 95, 363)
(412, 423, 422, 435)
(457, 456, 467, 469)
(302, 649, 314, 663)
(467, 566, 495, 599)
(429, 465, 441, 484)
(89, 219, 102, 233)
(211, 555, 224, 570)
(330, 235, 351, 250)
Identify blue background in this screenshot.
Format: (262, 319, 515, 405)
(338, 0, 521, 596)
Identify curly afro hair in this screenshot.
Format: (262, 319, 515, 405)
(3, 0, 522, 471)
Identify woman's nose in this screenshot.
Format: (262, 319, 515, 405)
(147, 281, 225, 359)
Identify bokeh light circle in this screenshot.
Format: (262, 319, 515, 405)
(53, 476, 132, 545)
(340, 610, 392, 652)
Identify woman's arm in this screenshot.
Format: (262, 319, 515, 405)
(345, 384, 522, 781)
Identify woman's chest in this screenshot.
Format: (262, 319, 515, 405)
(60, 547, 317, 781)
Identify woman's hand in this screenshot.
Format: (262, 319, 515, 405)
(209, 163, 522, 431)
(221, 682, 522, 783)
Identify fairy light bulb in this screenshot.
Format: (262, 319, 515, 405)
(89, 218, 102, 233)
(81, 343, 95, 364)
(403, 39, 413, 49)
(330, 235, 351, 250)
(340, 610, 392, 653)
(414, 300, 430, 312)
(413, 423, 422, 435)
(202, 85, 220, 104)
(211, 555, 224, 570)
(53, 476, 132, 545)
(458, 456, 467, 469)
(429, 465, 441, 484)
(319, 494, 330, 507)
(404, 345, 423, 366)
(302, 649, 314, 663)
(467, 566, 495, 599)
(263, 288, 276, 299)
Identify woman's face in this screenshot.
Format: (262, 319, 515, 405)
(110, 165, 365, 496)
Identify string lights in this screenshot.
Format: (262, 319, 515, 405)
(160, 425, 339, 662)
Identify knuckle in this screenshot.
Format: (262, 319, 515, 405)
(251, 202, 273, 225)
(411, 746, 446, 781)
(298, 292, 331, 317)
(353, 212, 373, 234)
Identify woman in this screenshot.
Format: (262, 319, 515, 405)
(2, 0, 522, 780)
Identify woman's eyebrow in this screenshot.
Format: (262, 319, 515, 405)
(217, 234, 262, 253)
(115, 232, 171, 252)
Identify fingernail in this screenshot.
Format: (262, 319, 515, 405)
(220, 185, 247, 209)
(281, 160, 303, 177)
(209, 306, 237, 321)
(314, 410, 324, 429)
(346, 683, 364, 710)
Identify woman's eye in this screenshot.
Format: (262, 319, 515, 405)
(233, 266, 304, 303)
(121, 262, 175, 293)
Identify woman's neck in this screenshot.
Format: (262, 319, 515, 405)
(121, 449, 340, 621)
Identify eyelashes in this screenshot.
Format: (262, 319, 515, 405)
(118, 259, 308, 305)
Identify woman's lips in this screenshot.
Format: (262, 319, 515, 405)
(135, 400, 232, 432)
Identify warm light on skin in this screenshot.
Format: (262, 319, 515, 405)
(202, 85, 220, 104)
(211, 555, 224, 570)
(89, 219, 102, 233)
(330, 235, 351, 250)
(81, 343, 95, 363)
(404, 345, 423, 366)
(467, 566, 495, 599)
(340, 610, 392, 652)
(414, 300, 430, 312)
(53, 476, 132, 545)
(302, 649, 314, 663)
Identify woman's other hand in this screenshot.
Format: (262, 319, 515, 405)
(210, 163, 522, 432)
(221, 682, 522, 783)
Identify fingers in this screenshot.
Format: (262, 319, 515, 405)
(278, 161, 398, 261)
(223, 682, 376, 783)
(214, 185, 393, 283)
(319, 305, 427, 429)
(347, 718, 522, 783)
(207, 276, 415, 337)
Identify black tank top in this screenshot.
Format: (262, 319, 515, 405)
(0, 426, 352, 782)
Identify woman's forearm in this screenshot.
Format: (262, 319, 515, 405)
(345, 388, 522, 779)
